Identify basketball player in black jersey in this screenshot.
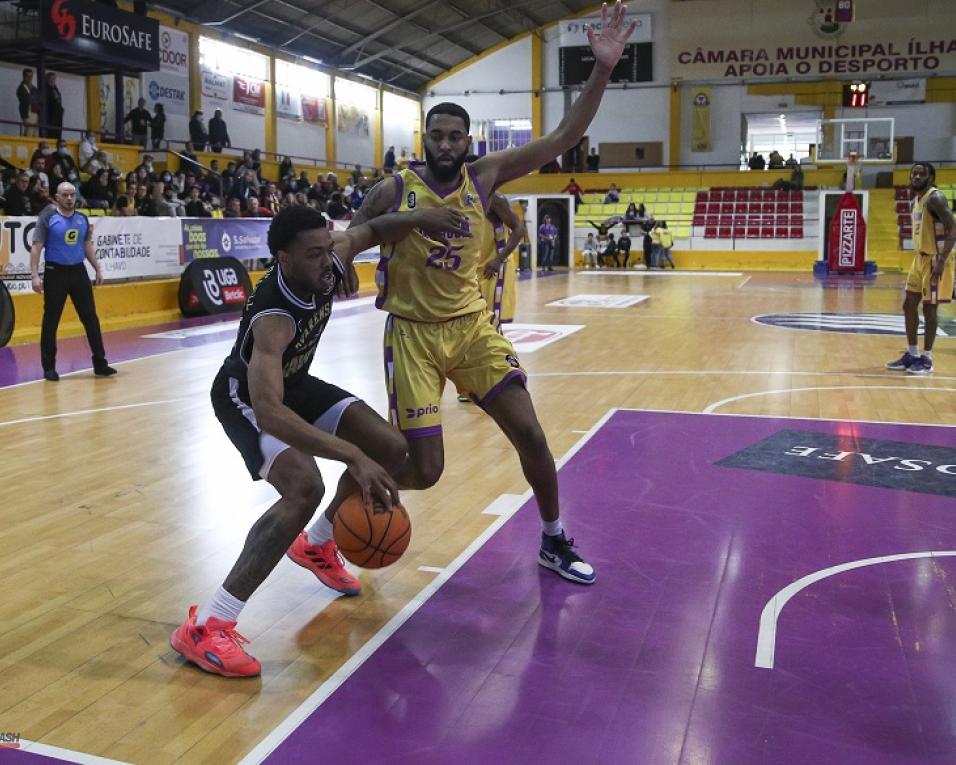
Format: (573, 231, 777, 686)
(171, 203, 468, 677)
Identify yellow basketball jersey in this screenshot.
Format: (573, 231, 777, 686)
(912, 187, 946, 256)
(376, 165, 488, 322)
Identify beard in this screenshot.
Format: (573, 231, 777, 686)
(424, 145, 466, 184)
(911, 177, 931, 192)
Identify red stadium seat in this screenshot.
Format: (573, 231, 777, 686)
(693, 214, 705, 226)
(747, 226, 760, 238)
(718, 226, 732, 238)
(791, 202, 804, 214)
(704, 225, 718, 238)
(790, 226, 804, 238)
(733, 225, 746, 239)
(760, 226, 774, 238)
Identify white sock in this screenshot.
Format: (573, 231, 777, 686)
(306, 513, 334, 546)
(908, 345, 918, 356)
(542, 519, 563, 537)
(923, 349, 933, 359)
(196, 586, 245, 627)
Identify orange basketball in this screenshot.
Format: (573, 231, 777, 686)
(333, 494, 411, 569)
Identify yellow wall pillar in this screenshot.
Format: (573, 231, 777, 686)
(188, 31, 201, 115)
(265, 56, 276, 157)
(86, 77, 100, 134)
(669, 83, 681, 169)
(531, 33, 542, 140)
(326, 77, 336, 168)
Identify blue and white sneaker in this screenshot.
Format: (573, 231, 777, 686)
(539, 532, 595, 585)
(906, 355, 933, 375)
(886, 351, 920, 371)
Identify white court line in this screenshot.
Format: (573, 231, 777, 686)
(577, 270, 744, 277)
(755, 551, 956, 670)
(417, 566, 445, 574)
(703, 385, 956, 414)
(527, 369, 956, 383)
(481, 493, 525, 516)
(0, 397, 194, 428)
(14, 739, 132, 765)
(615, 406, 956, 430)
(737, 276, 752, 289)
(235, 407, 619, 765)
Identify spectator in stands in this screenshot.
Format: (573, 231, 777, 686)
(748, 152, 766, 170)
(48, 164, 71, 200)
(600, 232, 617, 268)
(223, 197, 242, 218)
(586, 147, 600, 172)
(785, 153, 799, 170)
(326, 192, 349, 220)
(221, 160, 238, 189)
(5, 172, 33, 215)
(124, 98, 152, 147)
(189, 110, 207, 150)
(133, 183, 149, 214)
(656, 222, 675, 269)
(383, 145, 396, 174)
(54, 140, 79, 177)
(294, 191, 309, 206)
(791, 163, 805, 191)
(178, 142, 201, 176)
(397, 149, 410, 170)
(44, 73, 64, 140)
(113, 194, 135, 217)
(538, 214, 558, 271)
(17, 69, 39, 137)
(616, 231, 631, 268)
(78, 131, 98, 170)
(27, 175, 49, 211)
(581, 233, 598, 269)
(295, 171, 311, 194)
(261, 182, 281, 215)
(230, 168, 259, 202)
(249, 149, 263, 180)
(208, 109, 231, 153)
(151, 103, 166, 150)
(243, 196, 273, 218)
(281, 191, 295, 208)
(27, 155, 50, 189)
(562, 177, 584, 211)
(768, 150, 785, 170)
(82, 169, 114, 210)
(85, 151, 110, 177)
(350, 165, 363, 187)
(158, 183, 184, 216)
(184, 187, 210, 217)
(604, 183, 620, 204)
(206, 159, 223, 198)
(279, 156, 294, 180)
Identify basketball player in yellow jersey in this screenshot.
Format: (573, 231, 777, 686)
(886, 163, 955, 376)
(480, 193, 525, 330)
(352, 2, 636, 585)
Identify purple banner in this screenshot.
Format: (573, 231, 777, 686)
(181, 218, 271, 263)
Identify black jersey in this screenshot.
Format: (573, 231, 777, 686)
(220, 257, 344, 387)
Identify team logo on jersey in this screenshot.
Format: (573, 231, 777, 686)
(465, 193, 476, 206)
(754, 312, 956, 336)
(505, 353, 520, 368)
(406, 191, 416, 209)
(64, 228, 79, 245)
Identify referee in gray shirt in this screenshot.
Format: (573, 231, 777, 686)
(30, 182, 116, 381)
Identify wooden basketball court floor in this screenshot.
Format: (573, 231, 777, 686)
(1, 268, 955, 764)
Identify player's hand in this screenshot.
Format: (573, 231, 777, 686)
(31, 275, 43, 294)
(93, 265, 104, 286)
(483, 257, 505, 279)
(336, 262, 360, 298)
(587, 2, 636, 74)
(931, 255, 946, 278)
(413, 208, 471, 242)
(347, 454, 400, 510)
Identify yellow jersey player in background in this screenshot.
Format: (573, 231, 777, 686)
(886, 162, 955, 376)
(352, 1, 636, 585)
(457, 191, 526, 403)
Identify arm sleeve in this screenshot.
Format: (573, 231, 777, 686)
(33, 206, 52, 244)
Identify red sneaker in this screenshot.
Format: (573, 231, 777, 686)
(287, 532, 362, 595)
(170, 606, 261, 677)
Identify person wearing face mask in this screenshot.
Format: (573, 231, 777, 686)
(79, 131, 98, 169)
(30, 142, 54, 172)
(54, 140, 78, 176)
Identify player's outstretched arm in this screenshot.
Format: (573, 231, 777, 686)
(247, 315, 399, 506)
(473, 1, 635, 194)
(333, 207, 471, 264)
(926, 192, 956, 275)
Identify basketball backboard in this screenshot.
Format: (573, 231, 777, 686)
(814, 117, 895, 165)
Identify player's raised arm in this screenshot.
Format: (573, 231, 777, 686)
(473, 1, 636, 193)
(332, 206, 471, 266)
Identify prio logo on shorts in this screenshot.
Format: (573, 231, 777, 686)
(405, 404, 439, 419)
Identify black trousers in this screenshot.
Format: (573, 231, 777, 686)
(41, 262, 107, 371)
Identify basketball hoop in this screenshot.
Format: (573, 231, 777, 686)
(845, 151, 862, 192)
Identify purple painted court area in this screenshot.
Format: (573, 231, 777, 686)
(263, 410, 956, 765)
(0, 748, 75, 764)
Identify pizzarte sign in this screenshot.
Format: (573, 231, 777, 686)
(42, 0, 159, 71)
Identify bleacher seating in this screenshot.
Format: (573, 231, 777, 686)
(574, 188, 696, 240)
(693, 188, 805, 239)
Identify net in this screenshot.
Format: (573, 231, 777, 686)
(845, 152, 862, 192)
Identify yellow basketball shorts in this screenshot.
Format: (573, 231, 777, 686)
(905, 252, 954, 305)
(479, 257, 517, 329)
(384, 310, 526, 437)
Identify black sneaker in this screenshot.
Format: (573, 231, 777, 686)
(43, 369, 59, 382)
(94, 365, 117, 377)
(539, 531, 595, 585)
(885, 351, 919, 371)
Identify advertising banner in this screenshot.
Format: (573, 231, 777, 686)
(201, 68, 231, 101)
(337, 103, 370, 136)
(671, 0, 956, 81)
(302, 95, 329, 126)
(179, 256, 252, 317)
(143, 70, 188, 116)
(159, 25, 188, 76)
(690, 86, 713, 152)
(828, 193, 867, 273)
(558, 12, 651, 47)
(276, 84, 302, 121)
(181, 218, 271, 263)
(233, 75, 267, 114)
(41, 0, 159, 70)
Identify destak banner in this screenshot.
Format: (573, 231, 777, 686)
(144, 71, 188, 116)
(671, 0, 956, 81)
(233, 75, 267, 114)
(41, 0, 159, 70)
(828, 193, 866, 273)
